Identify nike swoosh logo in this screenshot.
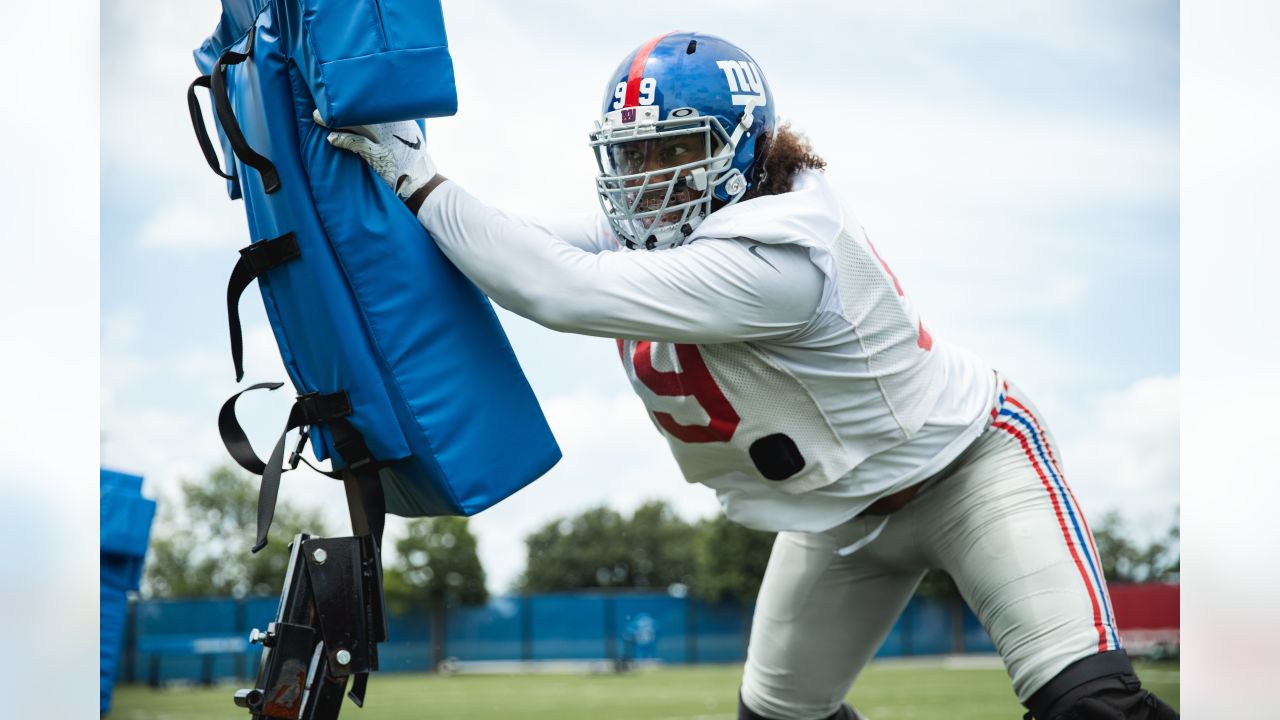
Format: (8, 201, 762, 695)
(392, 134, 421, 150)
(748, 243, 779, 272)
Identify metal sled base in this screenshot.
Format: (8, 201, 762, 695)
(233, 531, 387, 719)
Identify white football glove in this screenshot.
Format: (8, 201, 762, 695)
(314, 109, 438, 201)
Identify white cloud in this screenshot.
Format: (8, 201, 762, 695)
(101, 1, 224, 188)
(101, 307, 152, 410)
(423, 2, 605, 220)
(138, 198, 248, 252)
(850, 1, 1174, 68)
(1057, 375, 1180, 540)
(102, 0, 256, 257)
(810, 97, 1177, 242)
(100, 313, 295, 500)
(102, 306, 141, 346)
(100, 333, 228, 493)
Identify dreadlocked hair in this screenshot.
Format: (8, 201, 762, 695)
(742, 121, 826, 201)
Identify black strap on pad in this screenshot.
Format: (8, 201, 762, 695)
(217, 384, 379, 554)
(208, 31, 281, 194)
(186, 75, 235, 181)
(226, 232, 300, 381)
(253, 391, 376, 553)
(218, 381, 285, 475)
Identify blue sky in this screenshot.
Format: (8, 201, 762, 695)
(101, 0, 1178, 592)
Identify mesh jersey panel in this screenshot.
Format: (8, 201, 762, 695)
(830, 224, 945, 437)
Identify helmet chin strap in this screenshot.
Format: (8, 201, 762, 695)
(729, 97, 758, 146)
(706, 98, 759, 201)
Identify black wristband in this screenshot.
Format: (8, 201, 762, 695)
(404, 174, 448, 215)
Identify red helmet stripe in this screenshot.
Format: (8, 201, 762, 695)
(623, 32, 674, 107)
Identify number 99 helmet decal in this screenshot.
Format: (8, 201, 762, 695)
(590, 32, 776, 250)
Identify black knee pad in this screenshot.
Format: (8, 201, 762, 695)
(737, 692, 774, 720)
(1024, 650, 1179, 720)
(821, 704, 862, 720)
(737, 692, 863, 720)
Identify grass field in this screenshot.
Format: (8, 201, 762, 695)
(110, 658, 1179, 719)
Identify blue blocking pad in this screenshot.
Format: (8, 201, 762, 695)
(194, 0, 560, 517)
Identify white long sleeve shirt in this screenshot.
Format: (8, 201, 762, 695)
(415, 171, 996, 533)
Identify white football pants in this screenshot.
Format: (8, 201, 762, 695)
(740, 377, 1122, 720)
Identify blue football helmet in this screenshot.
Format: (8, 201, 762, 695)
(590, 32, 776, 250)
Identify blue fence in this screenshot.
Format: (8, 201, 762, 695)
(121, 592, 995, 685)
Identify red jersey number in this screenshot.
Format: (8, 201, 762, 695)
(630, 341, 740, 443)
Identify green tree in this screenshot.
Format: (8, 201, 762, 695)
(622, 501, 698, 588)
(383, 516, 488, 613)
(691, 514, 775, 604)
(519, 501, 696, 592)
(1092, 510, 1180, 583)
(384, 516, 488, 670)
(143, 465, 331, 598)
(520, 506, 627, 591)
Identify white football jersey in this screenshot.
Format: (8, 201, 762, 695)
(417, 171, 996, 533)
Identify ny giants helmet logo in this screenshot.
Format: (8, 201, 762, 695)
(715, 60, 767, 107)
(621, 108, 637, 123)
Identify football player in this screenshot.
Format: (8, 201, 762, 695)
(324, 31, 1177, 720)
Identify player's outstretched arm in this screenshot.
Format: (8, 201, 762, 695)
(415, 179, 825, 342)
(325, 119, 822, 343)
(323, 115, 612, 254)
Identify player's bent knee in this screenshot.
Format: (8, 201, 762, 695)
(1024, 650, 1178, 719)
(738, 693, 866, 720)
